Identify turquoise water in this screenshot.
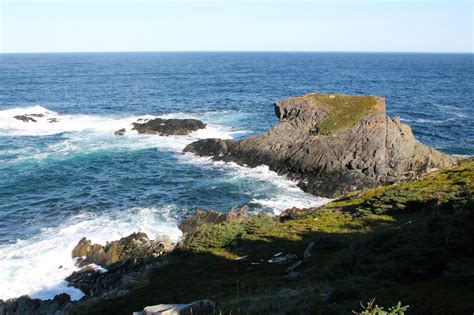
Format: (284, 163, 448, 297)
(0, 52, 472, 300)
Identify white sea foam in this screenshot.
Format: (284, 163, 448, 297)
(178, 154, 330, 214)
(0, 206, 181, 301)
(0, 105, 239, 162)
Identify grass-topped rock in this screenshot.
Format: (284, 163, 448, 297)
(185, 93, 456, 197)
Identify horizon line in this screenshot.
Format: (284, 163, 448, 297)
(1, 50, 473, 55)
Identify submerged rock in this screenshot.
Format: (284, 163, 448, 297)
(132, 118, 206, 136)
(184, 93, 457, 197)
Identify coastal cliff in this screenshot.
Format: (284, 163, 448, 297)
(185, 93, 456, 197)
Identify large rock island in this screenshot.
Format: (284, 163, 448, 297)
(184, 93, 456, 197)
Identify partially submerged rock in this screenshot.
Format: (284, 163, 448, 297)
(132, 118, 206, 136)
(72, 232, 174, 268)
(184, 93, 457, 197)
(133, 299, 216, 315)
(114, 128, 126, 136)
(13, 114, 41, 122)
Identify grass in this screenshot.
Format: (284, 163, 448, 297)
(78, 158, 473, 315)
(302, 93, 380, 135)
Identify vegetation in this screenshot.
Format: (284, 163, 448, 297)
(304, 93, 380, 135)
(82, 159, 473, 315)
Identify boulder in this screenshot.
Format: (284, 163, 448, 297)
(184, 93, 457, 197)
(133, 299, 216, 315)
(71, 232, 174, 268)
(132, 118, 206, 136)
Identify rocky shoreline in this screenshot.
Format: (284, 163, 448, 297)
(2, 93, 469, 315)
(184, 93, 456, 197)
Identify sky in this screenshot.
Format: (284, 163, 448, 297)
(0, 0, 472, 53)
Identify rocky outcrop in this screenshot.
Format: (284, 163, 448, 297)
(184, 93, 457, 197)
(71, 232, 173, 268)
(132, 118, 206, 136)
(68, 233, 174, 297)
(0, 294, 72, 315)
(133, 299, 216, 315)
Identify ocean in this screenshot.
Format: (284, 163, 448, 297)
(0, 52, 472, 301)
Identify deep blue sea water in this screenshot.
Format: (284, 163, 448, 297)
(0, 52, 473, 300)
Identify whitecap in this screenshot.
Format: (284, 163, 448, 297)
(0, 206, 181, 301)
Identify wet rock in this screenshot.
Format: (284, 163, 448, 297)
(47, 118, 59, 123)
(132, 118, 206, 136)
(114, 128, 126, 136)
(133, 299, 216, 315)
(184, 93, 457, 197)
(0, 293, 71, 315)
(183, 138, 235, 157)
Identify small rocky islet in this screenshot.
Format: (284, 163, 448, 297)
(1, 93, 472, 315)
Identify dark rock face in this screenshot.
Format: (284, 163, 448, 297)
(184, 93, 457, 197)
(0, 294, 72, 315)
(132, 118, 206, 136)
(179, 206, 249, 237)
(71, 232, 173, 268)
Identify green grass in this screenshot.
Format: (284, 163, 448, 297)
(79, 159, 474, 315)
(303, 93, 380, 135)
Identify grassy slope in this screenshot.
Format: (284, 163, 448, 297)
(83, 159, 473, 315)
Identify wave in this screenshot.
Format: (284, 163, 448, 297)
(0, 105, 244, 163)
(178, 153, 330, 214)
(0, 206, 181, 301)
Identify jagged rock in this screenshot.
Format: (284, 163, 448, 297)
(114, 128, 126, 136)
(132, 118, 206, 136)
(47, 118, 59, 123)
(0, 294, 71, 315)
(133, 299, 216, 315)
(184, 93, 457, 197)
(179, 205, 249, 237)
(71, 233, 174, 268)
(67, 258, 156, 297)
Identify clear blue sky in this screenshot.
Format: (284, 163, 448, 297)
(1, 0, 472, 53)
